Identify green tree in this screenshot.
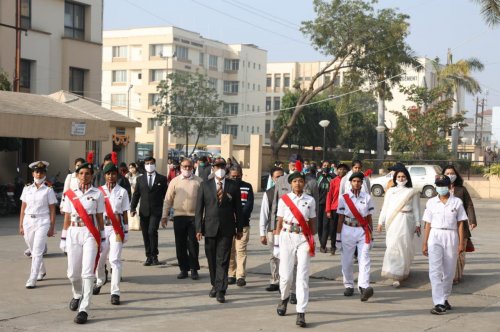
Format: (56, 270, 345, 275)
(390, 85, 465, 159)
(155, 72, 224, 156)
(472, 0, 500, 26)
(0, 70, 11, 91)
(0, 69, 21, 152)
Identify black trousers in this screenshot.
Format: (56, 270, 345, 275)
(140, 214, 161, 259)
(317, 203, 326, 242)
(173, 216, 200, 272)
(205, 231, 233, 293)
(320, 209, 339, 249)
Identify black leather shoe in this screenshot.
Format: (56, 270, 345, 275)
(444, 300, 452, 311)
(344, 287, 354, 296)
(276, 297, 289, 316)
(236, 278, 246, 287)
(69, 298, 80, 311)
(92, 284, 102, 295)
(177, 271, 188, 279)
(74, 311, 88, 324)
(330, 247, 336, 255)
(360, 286, 374, 302)
(296, 313, 306, 327)
(209, 287, 217, 298)
(216, 292, 225, 303)
(431, 304, 447, 315)
(320, 247, 327, 253)
(143, 258, 152, 266)
(228, 277, 236, 285)
(266, 284, 280, 292)
(191, 270, 199, 280)
(290, 293, 297, 304)
(151, 257, 160, 265)
(111, 294, 120, 305)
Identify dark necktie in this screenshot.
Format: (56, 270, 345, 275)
(148, 175, 153, 189)
(217, 181, 223, 205)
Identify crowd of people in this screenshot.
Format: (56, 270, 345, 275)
(17, 152, 477, 327)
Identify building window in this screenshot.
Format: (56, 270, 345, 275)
(209, 55, 218, 70)
(223, 81, 238, 94)
(69, 67, 85, 96)
(259, 64, 261, 70)
(222, 124, 238, 137)
(20, 59, 32, 90)
(147, 118, 158, 132)
(21, 0, 31, 29)
(274, 74, 281, 88)
(199, 52, 204, 66)
(265, 120, 271, 137)
(64, 1, 85, 40)
(150, 69, 166, 82)
(150, 44, 166, 57)
(266, 97, 271, 111)
(224, 59, 239, 71)
(223, 103, 238, 115)
(175, 46, 189, 60)
(111, 94, 126, 107)
(149, 93, 161, 107)
(284, 74, 290, 88)
(112, 70, 127, 83)
(112, 46, 128, 58)
(208, 78, 217, 90)
(266, 74, 272, 87)
(274, 97, 280, 110)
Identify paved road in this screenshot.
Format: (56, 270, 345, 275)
(0, 195, 499, 331)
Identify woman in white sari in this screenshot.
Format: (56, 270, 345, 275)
(377, 168, 421, 287)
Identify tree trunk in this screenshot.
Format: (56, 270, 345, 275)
(190, 132, 201, 156)
(376, 94, 386, 173)
(185, 128, 189, 157)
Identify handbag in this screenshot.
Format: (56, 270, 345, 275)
(466, 238, 475, 252)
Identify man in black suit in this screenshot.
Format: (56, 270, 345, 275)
(196, 157, 243, 303)
(130, 157, 168, 266)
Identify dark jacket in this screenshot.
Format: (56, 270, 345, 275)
(317, 173, 333, 205)
(195, 178, 243, 237)
(130, 172, 168, 217)
(197, 165, 212, 182)
(93, 170, 132, 199)
(453, 185, 477, 239)
(238, 180, 254, 227)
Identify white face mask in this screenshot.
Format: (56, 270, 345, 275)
(34, 177, 46, 185)
(181, 169, 192, 178)
(145, 164, 156, 173)
(215, 168, 226, 179)
(447, 174, 457, 183)
(396, 180, 407, 187)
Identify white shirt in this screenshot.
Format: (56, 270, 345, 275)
(100, 184, 130, 216)
(337, 190, 375, 218)
(214, 178, 225, 191)
(63, 186, 105, 219)
(277, 192, 316, 224)
(259, 191, 270, 236)
(146, 172, 156, 187)
(20, 182, 57, 215)
(422, 195, 468, 229)
(339, 171, 371, 196)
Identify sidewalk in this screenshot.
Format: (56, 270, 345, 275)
(0, 195, 499, 331)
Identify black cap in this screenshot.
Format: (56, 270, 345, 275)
(103, 163, 118, 174)
(288, 171, 306, 184)
(75, 163, 94, 173)
(388, 162, 406, 172)
(435, 175, 451, 187)
(349, 172, 364, 181)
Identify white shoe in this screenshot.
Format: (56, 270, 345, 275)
(37, 273, 46, 281)
(392, 281, 400, 288)
(25, 279, 36, 289)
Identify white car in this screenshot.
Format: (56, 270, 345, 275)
(370, 165, 443, 198)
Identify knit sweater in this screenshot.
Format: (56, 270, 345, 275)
(161, 174, 203, 218)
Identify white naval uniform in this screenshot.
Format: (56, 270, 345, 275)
(20, 182, 57, 283)
(277, 192, 316, 314)
(95, 184, 130, 296)
(423, 195, 467, 306)
(337, 191, 375, 289)
(63, 186, 105, 313)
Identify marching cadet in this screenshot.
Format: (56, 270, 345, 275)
(19, 161, 57, 289)
(60, 155, 105, 324)
(336, 172, 375, 301)
(422, 175, 466, 315)
(93, 162, 130, 305)
(275, 171, 316, 328)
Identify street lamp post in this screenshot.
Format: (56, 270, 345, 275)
(319, 120, 330, 162)
(127, 84, 133, 118)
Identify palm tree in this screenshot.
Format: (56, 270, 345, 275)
(433, 52, 484, 154)
(472, 0, 500, 26)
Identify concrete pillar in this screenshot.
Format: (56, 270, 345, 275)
(154, 125, 169, 174)
(248, 134, 262, 192)
(221, 134, 233, 159)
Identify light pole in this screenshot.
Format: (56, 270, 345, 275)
(319, 120, 330, 162)
(127, 84, 133, 118)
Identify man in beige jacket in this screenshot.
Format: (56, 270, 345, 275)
(161, 158, 203, 280)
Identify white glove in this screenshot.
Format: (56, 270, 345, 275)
(273, 234, 280, 258)
(123, 224, 129, 243)
(59, 230, 67, 252)
(100, 230, 106, 243)
(335, 233, 342, 253)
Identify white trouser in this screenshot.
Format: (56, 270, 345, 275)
(66, 226, 98, 312)
(279, 231, 310, 313)
(96, 225, 124, 295)
(428, 228, 458, 306)
(23, 215, 50, 281)
(341, 225, 371, 289)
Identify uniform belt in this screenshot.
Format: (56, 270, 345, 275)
(282, 225, 303, 234)
(432, 227, 456, 231)
(344, 216, 360, 227)
(27, 213, 49, 218)
(104, 215, 122, 226)
(70, 215, 96, 227)
(71, 221, 86, 227)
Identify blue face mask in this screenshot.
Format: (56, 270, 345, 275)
(436, 187, 449, 196)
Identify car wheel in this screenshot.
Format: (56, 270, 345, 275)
(371, 185, 384, 197)
(423, 185, 436, 198)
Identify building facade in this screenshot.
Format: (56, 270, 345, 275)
(102, 26, 267, 153)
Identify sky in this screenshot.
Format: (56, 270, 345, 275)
(103, 0, 500, 137)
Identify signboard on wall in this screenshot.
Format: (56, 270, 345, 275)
(71, 122, 86, 136)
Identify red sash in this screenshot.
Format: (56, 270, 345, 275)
(98, 186, 124, 242)
(342, 193, 372, 244)
(281, 194, 315, 257)
(65, 189, 101, 271)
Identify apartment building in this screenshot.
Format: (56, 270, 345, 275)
(102, 26, 267, 153)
